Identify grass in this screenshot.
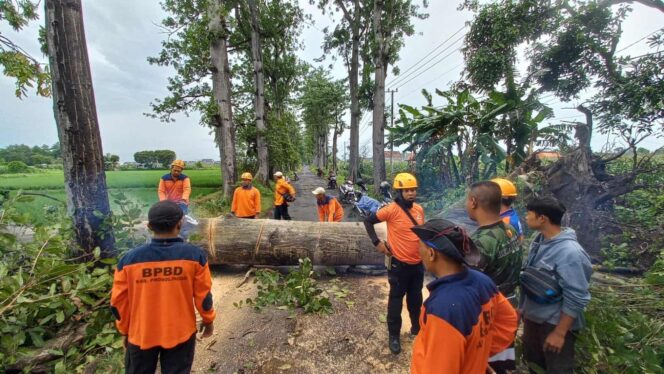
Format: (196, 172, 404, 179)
(0, 169, 222, 190)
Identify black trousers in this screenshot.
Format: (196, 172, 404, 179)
(522, 319, 576, 374)
(274, 204, 291, 220)
(125, 333, 196, 374)
(387, 258, 424, 337)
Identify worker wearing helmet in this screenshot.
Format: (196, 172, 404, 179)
(231, 172, 261, 219)
(158, 160, 191, 213)
(363, 172, 425, 354)
(491, 178, 524, 238)
(312, 187, 344, 222)
(273, 171, 296, 220)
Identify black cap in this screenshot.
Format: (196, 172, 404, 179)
(148, 201, 184, 232)
(411, 219, 481, 266)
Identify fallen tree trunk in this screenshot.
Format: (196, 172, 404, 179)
(190, 218, 387, 266)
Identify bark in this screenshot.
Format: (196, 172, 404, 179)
(345, 0, 361, 182)
(7, 323, 88, 372)
(45, 0, 115, 258)
(332, 122, 339, 172)
(248, 0, 269, 183)
(209, 0, 236, 199)
(372, 0, 387, 192)
(191, 218, 387, 266)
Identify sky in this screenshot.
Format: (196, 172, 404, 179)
(0, 1, 662, 163)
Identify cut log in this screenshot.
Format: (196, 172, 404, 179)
(189, 218, 387, 266)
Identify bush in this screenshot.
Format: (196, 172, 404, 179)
(7, 161, 29, 173)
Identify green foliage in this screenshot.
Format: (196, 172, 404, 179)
(0, 143, 60, 166)
(7, 160, 29, 173)
(576, 282, 664, 373)
(239, 258, 333, 314)
(0, 0, 50, 98)
(0, 191, 146, 372)
(645, 251, 664, 287)
(132, 150, 176, 168)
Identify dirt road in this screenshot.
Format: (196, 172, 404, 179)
(191, 170, 474, 373)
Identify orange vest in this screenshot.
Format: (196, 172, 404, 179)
(231, 186, 261, 218)
(375, 202, 425, 264)
(158, 173, 191, 204)
(110, 238, 216, 349)
(317, 196, 344, 222)
(274, 178, 296, 206)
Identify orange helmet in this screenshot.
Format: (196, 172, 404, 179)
(171, 160, 185, 169)
(393, 173, 418, 189)
(491, 178, 517, 197)
(241, 172, 253, 180)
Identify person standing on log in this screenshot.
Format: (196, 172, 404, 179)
(363, 172, 425, 354)
(520, 197, 592, 374)
(466, 181, 523, 373)
(492, 178, 525, 239)
(158, 160, 191, 214)
(312, 187, 344, 222)
(231, 172, 261, 219)
(111, 201, 215, 373)
(409, 219, 518, 374)
(273, 171, 296, 220)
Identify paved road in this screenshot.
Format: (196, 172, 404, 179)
(283, 169, 351, 222)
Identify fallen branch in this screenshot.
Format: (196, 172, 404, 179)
(7, 323, 88, 373)
(237, 268, 255, 288)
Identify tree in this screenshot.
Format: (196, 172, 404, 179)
(104, 153, 120, 170)
(208, 0, 237, 198)
(154, 150, 177, 169)
(313, 0, 372, 181)
(0, 0, 50, 97)
(133, 150, 153, 166)
(462, 0, 664, 255)
(369, 0, 427, 190)
(246, 0, 270, 182)
(7, 160, 29, 173)
(45, 0, 115, 258)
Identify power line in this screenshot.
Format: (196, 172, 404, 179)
(386, 25, 467, 89)
(397, 62, 464, 102)
(391, 45, 463, 91)
(387, 34, 466, 90)
(617, 27, 663, 53)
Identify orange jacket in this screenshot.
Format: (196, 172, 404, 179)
(274, 178, 296, 206)
(110, 238, 216, 350)
(158, 173, 191, 204)
(411, 269, 518, 374)
(317, 196, 344, 222)
(375, 202, 425, 264)
(231, 186, 261, 218)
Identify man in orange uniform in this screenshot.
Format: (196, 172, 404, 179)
(111, 201, 215, 373)
(231, 172, 261, 219)
(363, 173, 424, 354)
(312, 187, 344, 222)
(410, 219, 518, 373)
(273, 171, 296, 220)
(158, 160, 191, 213)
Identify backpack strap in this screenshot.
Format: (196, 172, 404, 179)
(396, 202, 419, 226)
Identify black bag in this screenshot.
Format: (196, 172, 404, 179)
(520, 266, 563, 304)
(282, 193, 296, 203)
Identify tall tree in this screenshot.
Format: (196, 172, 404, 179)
(45, 0, 115, 257)
(314, 0, 371, 181)
(369, 0, 426, 189)
(247, 0, 270, 182)
(208, 0, 237, 198)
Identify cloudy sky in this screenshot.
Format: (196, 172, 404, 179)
(0, 1, 661, 163)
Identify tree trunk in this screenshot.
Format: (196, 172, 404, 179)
(248, 0, 269, 183)
(45, 0, 115, 258)
(372, 0, 387, 193)
(191, 218, 387, 266)
(209, 0, 236, 199)
(347, 0, 361, 182)
(332, 123, 339, 172)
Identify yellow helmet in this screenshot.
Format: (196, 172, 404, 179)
(491, 178, 517, 197)
(171, 160, 185, 169)
(241, 172, 253, 180)
(393, 173, 418, 189)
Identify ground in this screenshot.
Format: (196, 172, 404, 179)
(190, 170, 430, 374)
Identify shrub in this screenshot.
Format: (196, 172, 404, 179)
(7, 160, 29, 173)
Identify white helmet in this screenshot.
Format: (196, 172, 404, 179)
(274, 171, 283, 177)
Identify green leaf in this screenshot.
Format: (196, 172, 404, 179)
(56, 310, 65, 324)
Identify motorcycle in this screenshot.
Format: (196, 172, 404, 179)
(379, 181, 393, 204)
(327, 175, 337, 190)
(338, 181, 356, 204)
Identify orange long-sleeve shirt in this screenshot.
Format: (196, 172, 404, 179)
(110, 238, 216, 350)
(411, 268, 518, 374)
(375, 202, 425, 264)
(274, 178, 296, 206)
(231, 186, 261, 218)
(158, 173, 191, 204)
(316, 196, 344, 222)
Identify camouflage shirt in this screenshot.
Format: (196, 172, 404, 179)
(471, 221, 523, 297)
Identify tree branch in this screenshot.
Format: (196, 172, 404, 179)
(602, 0, 664, 13)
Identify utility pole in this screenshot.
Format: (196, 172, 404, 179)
(388, 88, 398, 175)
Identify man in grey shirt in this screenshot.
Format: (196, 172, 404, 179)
(520, 197, 592, 374)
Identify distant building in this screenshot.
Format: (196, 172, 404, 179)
(384, 151, 402, 160)
(536, 151, 560, 161)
